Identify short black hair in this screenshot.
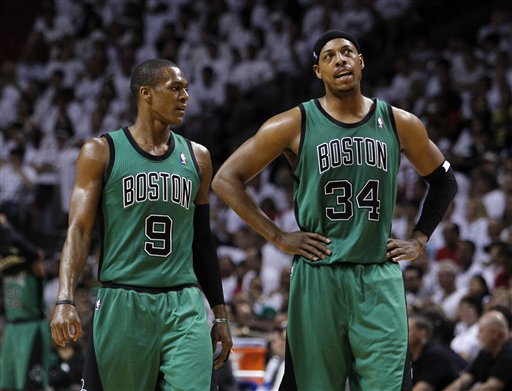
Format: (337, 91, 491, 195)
(312, 30, 361, 64)
(130, 58, 178, 96)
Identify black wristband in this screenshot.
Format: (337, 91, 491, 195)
(55, 299, 76, 306)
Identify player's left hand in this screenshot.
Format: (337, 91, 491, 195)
(386, 238, 423, 262)
(211, 322, 233, 369)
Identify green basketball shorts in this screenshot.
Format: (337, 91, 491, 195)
(81, 286, 213, 390)
(281, 260, 411, 391)
(0, 319, 51, 390)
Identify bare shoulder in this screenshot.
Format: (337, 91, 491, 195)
(71, 136, 110, 190)
(391, 106, 423, 129)
(189, 140, 213, 179)
(390, 106, 445, 175)
(260, 106, 301, 133)
(255, 106, 302, 153)
(78, 136, 110, 166)
(189, 141, 212, 164)
(189, 140, 213, 203)
(390, 106, 429, 148)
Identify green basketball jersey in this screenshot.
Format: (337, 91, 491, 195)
(99, 128, 200, 287)
(293, 98, 400, 264)
(2, 270, 45, 321)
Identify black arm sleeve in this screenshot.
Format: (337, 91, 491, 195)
(192, 204, 225, 308)
(413, 161, 458, 239)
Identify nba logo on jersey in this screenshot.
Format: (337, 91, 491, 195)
(180, 153, 187, 164)
(95, 298, 101, 311)
(377, 117, 384, 128)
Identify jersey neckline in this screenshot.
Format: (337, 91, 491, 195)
(122, 127, 176, 161)
(313, 97, 377, 128)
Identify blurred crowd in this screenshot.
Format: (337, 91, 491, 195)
(0, 0, 511, 390)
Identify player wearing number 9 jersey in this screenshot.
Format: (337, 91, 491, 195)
(100, 128, 200, 287)
(50, 59, 232, 391)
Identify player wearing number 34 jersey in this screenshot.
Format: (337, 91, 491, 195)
(295, 98, 399, 264)
(213, 30, 458, 390)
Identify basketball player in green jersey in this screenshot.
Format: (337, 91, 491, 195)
(0, 213, 50, 390)
(213, 31, 457, 390)
(50, 59, 232, 390)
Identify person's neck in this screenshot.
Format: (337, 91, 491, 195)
(129, 120, 172, 155)
(320, 92, 371, 123)
(130, 119, 170, 144)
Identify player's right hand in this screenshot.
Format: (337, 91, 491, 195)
(275, 231, 331, 261)
(50, 304, 82, 347)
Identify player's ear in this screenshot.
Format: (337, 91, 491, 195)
(140, 86, 151, 102)
(359, 54, 364, 70)
(313, 64, 322, 79)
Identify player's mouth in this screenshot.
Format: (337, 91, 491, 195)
(334, 70, 352, 80)
(176, 105, 187, 113)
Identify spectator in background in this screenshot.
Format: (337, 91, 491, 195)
(482, 241, 512, 290)
(219, 254, 238, 303)
(27, 125, 61, 235)
(409, 314, 465, 391)
(32, 69, 65, 130)
(471, 168, 505, 220)
(392, 199, 421, 241)
(262, 323, 287, 391)
(373, 0, 415, 54)
(0, 146, 37, 229)
(336, 0, 375, 41)
(229, 43, 276, 98)
(0, 62, 22, 128)
(259, 197, 294, 296)
(265, 266, 292, 317)
(224, 171, 288, 236)
(47, 36, 84, 88)
(409, 249, 440, 301)
(432, 261, 467, 320)
(435, 222, 461, 266)
(404, 264, 429, 310)
(456, 240, 484, 289)
(443, 310, 512, 391)
(427, 202, 461, 258)
(55, 127, 81, 225)
(467, 274, 491, 304)
(487, 290, 512, 320)
(450, 296, 483, 362)
(32, 0, 74, 45)
(486, 242, 512, 289)
(459, 197, 489, 258)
